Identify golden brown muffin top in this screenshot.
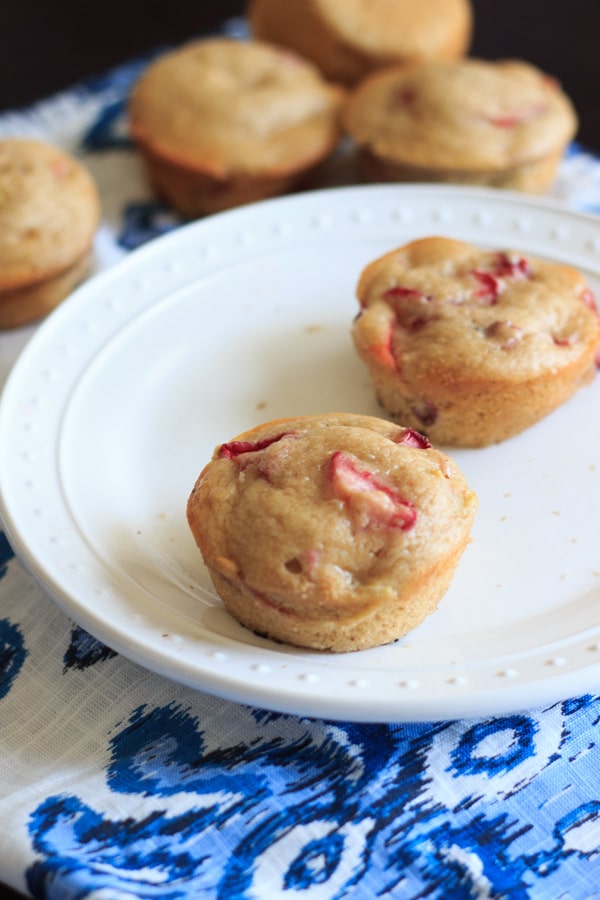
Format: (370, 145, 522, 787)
(188, 413, 476, 613)
(354, 237, 600, 385)
(343, 59, 578, 171)
(248, 0, 472, 86)
(314, 0, 472, 60)
(0, 139, 100, 290)
(129, 38, 345, 176)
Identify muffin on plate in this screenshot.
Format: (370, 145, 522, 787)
(247, 0, 473, 87)
(0, 139, 100, 328)
(352, 237, 600, 447)
(187, 413, 477, 652)
(342, 58, 578, 192)
(128, 37, 345, 217)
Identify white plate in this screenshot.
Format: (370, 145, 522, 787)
(1, 184, 600, 723)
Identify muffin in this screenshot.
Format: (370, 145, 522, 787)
(343, 58, 578, 192)
(187, 413, 477, 652)
(352, 237, 600, 447)
(128, 38, 345, 217)
(0, 139, 100, 328)
(247, 0, 473, 87)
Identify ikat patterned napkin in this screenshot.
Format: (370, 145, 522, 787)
(1, 21, 600, 899)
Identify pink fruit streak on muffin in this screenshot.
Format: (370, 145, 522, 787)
(353, 237, 600, 446)
(187, 414, 477, 652)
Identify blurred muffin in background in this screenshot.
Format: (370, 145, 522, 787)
(129, 38, 345, 217)
(0, 139, 100, 328)
(342, 58, 578, 193)
(247, 0, 473, 87)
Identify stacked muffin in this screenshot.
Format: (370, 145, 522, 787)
(129, 38, 345, 217)
(342, 58, 577, 193)
(247, 0, 473, 86)
(0, 139, 99, 328)
(124, 1, 577, 210)
(245, 0, 576, 194)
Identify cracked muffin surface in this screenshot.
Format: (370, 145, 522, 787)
(129, 38, 345, 216)
(352, 237, 600, 446)
(187, 413, 477, 652)
(248, 0, 473, 86)
(343, 58, 577, 192)
(0, 138, 99, 327)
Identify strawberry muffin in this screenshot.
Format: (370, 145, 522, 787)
(247, 0, 473, 87)
(352, 237, 600, 447)
(0, 139, 100, 328)
(129, 37, 345, 217)
(187, 413, 477, 652)
(343, 58, 578, 192)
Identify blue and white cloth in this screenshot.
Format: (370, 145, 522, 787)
(1, 23, 600, 899)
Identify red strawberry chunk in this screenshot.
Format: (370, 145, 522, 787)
(489, 114, 530, 128)
(383, 285, 426, 302)
(329, 451, 416, 531)
(403, 316, 431, 332)
(411, 400, 438, 427)
(393, 428, 432, 449)
(393, 86, 417, 107)
(471, 254, 530, 303)
(383, 285, 434, 331)
(581, 288, 599, 314)
(488, 104, 547, 128)
(369, 320, 396, 369)
(218, 432, 292, 459)
(493, 253, 531, 279)
(472, 270, 502, 303)
(51, 159, 72, 179)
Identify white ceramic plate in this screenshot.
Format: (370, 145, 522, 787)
(1, 184, 600, 723)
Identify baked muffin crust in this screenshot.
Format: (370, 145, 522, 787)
(343, 59, 577, 191)
(0, 140, 98, 285)
(187, 413, 477, 652)
(353, 237, 600, 446)
(314, 0, 471, 60)
(248, 0, 472, 86)
(0, 139, 100, 327)
(129, 38, 344, 214)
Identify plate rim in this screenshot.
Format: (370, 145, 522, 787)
(2, 182, 600, 723)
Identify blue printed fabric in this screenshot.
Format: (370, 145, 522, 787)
(2, 560, 600, 899)
(1, 21, 600, 899)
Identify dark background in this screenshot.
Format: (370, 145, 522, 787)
(0, 0, 599, 151)
(0, 1, 597, 898)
